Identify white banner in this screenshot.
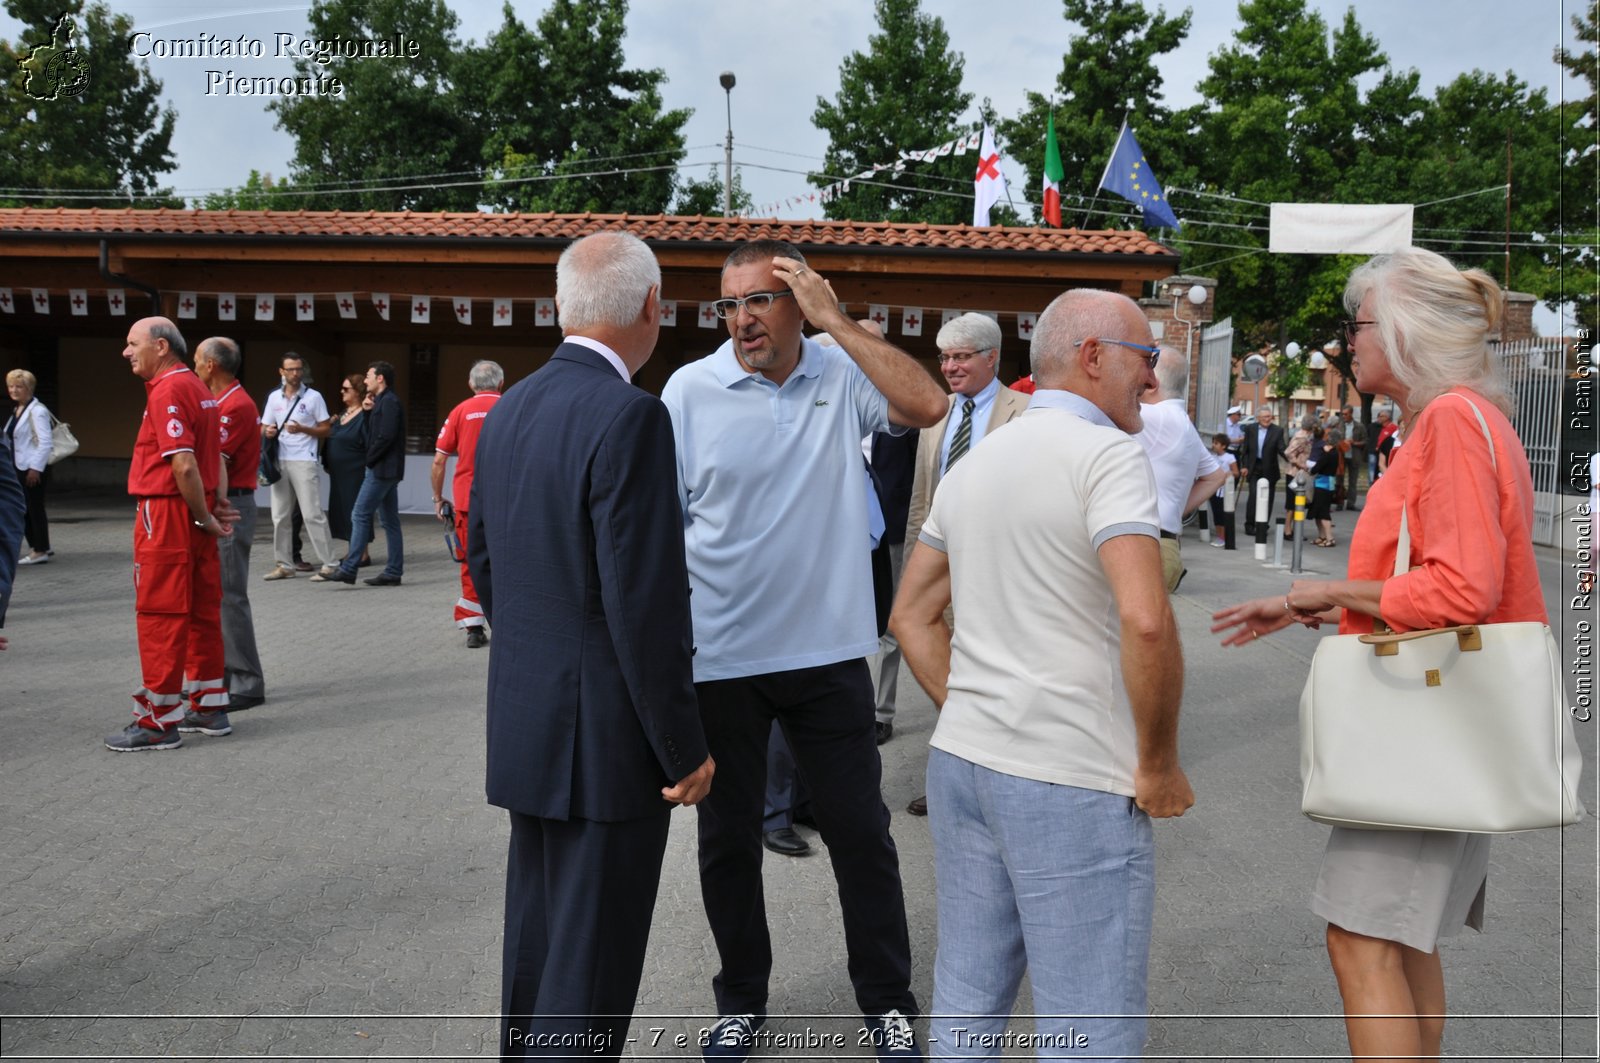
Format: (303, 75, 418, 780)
(659, 300, 677, 327)
(453, 299, 472, 325)
(1269, 203, 1414, 254)
(1017, 312, 1038, 339)
(697, 302, 721, 329)
(295, 294, 315, 322)
(216, 294, 234, 321)
(534, 298, 556, 327)
(31, 290, 48, 314)
(0, 289, 13, 313)
(410, 296, 430, 324)
(493, 298, 513, 326)
(901, 308, 923, 337)
(254, 294, 275, 321)
(69, 289, 88, 316)
(371, 293, 390, 321)
(107, 289, 126, 316)
(336, 293, 358, 319)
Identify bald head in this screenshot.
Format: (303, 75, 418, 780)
(1144, 346, 1188, 404)
(124, 316, 187, 380)
(1030, 289, 1156, 433)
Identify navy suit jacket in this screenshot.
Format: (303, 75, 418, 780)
(468, 342, 707, 822)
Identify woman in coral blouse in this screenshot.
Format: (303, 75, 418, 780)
(1212, 246, 1547, 1060)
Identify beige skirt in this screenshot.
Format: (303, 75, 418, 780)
(1310, 826, 1488, 953)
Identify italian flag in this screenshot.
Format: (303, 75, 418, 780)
(1042, 111, 1064, 227)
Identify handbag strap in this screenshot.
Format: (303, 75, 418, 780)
(1394, 392, 1496, 579)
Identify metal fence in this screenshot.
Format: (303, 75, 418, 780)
(1499, 338, 1572, 546)
(1196, 317, 1235, 438)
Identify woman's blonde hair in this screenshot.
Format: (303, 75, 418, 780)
(6, 368, 37, 393)
(1343, 246, 1511, 416)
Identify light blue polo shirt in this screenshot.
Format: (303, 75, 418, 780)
(662, 336, 896, 682)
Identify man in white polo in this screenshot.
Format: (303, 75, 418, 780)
(260, 352, 338, 580)
(892, 288, 1194, 1061)
(1136, 347, 1228, 592)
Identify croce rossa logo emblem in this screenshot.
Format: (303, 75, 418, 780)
(19, 14, 92, 102)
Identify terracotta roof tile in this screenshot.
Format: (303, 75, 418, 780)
(0, 207, 1174, 258)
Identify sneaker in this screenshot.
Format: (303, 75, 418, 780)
(105, 723, 181, 752)
(864, 1010, 920, 1060)
(465, 627, 489, 649)
(263, 564, 295, 581)
(703, 1014, 763, 1061)
(1209, 540, 1227, 548)
(177, 709, 232, 736)
(17, 552, 48, 565)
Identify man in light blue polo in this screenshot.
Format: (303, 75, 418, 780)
(662, 239, 946, 1062)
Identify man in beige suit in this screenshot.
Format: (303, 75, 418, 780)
(900, 312, 1029, 816)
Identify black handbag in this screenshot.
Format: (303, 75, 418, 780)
(257, 393, 304, 486)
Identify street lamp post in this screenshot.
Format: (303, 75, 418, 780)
(719, 71, 736, 217)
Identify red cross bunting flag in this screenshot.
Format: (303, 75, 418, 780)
(0, 288, 12, 314)
(534, 298, 556, 327)
(940, 309, 961, 329)
(296, 294, 315, 322)
(69, 289, 88, 316)
(31, 290, 49, 314)
(254, 293, 275, 321)
(336, 293, 358, 319)
(698, 302, 720, 328)
(659, 300, 677, 327)
(410, 296, 431, 325)
(1016, 312, 1038, 339)
(107, 289, 126, 316)
(454, 299, 472, 325)
(371, 292, 390, 321)
(973, 124, 1007, 227)
(177, 292, 198, 319)
(867, 305, 889, 331)
(492, 298, 513, 327)
(901, 307, 923, 338)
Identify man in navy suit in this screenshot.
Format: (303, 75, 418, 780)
(468, 231, 715, 1059)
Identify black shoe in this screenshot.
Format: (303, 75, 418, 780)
(363, 573, 402, 586)
(761, 827, 810, 856)
(875, 721, 893, 745)
(322, 567, 356, 585)
(906, 795, 928, 816)
(227, 694, 265, 712)
(358, 555, 373, 568)
(465, 627, 488, 649)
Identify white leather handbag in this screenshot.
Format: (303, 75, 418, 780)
(1298, 395, 1585, 833)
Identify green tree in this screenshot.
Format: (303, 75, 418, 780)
(479, 0, 688, 214)
(1556, 0, 1598, 334)
(1183, 0, 1400, 357)
(0, 0, 178, 207)
(811, 0, 975, 225)
(270, 0, 480, 211)
(996, 0, 1193, 228)
(198, 171, 298, 211)
(673, 164, 753, 217)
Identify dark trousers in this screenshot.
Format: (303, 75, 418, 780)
(216, 493, 264, 699)
(695, 659, 916, 1019)
(501, 809, 670, 1060)
(16, 466, 48, 553)
(763, 723, 811, 832)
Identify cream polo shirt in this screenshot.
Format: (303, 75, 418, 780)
(920, 389, 1159, 796)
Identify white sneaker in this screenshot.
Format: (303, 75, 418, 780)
(263, 564, 296, 581)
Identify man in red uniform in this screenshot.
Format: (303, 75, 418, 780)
(106, 317, 236, 752)
(195, 336, 266, 714)
(430, 360, 503, 648)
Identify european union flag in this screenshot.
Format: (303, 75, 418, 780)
(1097, 119, 1180, 230)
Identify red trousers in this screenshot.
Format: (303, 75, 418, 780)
(453, 506, 484, 629)
(131, 496, 225, 726)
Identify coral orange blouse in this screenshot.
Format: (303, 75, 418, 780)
(1340, 387, 1548, 635)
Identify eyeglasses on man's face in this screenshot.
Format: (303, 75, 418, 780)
(1341, 319, 1377, 342)
(1073, 337, 1161, 370)
(712, 289, 794, 320)
(937, 349, 988, 365)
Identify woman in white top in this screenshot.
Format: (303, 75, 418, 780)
(5, 370, 52, 564)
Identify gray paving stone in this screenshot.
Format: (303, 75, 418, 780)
(0, 494, 1594, 1059)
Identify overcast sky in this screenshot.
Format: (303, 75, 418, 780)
(8, 0, 1586, 215)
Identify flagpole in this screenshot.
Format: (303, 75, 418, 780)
(1082, 115, 1128, 229)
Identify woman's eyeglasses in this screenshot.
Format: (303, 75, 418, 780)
(1341, 320, 1377, 342)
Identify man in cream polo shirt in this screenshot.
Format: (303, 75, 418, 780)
(892, 288, 1194, 1061)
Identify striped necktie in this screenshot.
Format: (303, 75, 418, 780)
(944, 398, 976, 473)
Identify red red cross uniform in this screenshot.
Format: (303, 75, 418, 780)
(127, 366, 225, 727)
(216, 383, 262, 490)
(435, 391, 500, 628)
